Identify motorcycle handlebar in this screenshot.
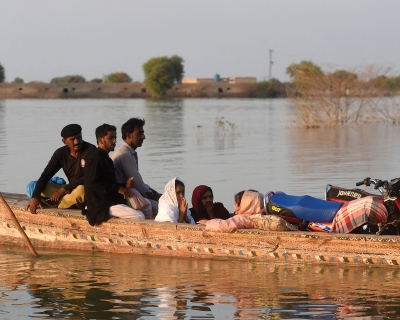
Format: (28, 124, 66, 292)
(374, 180, 385, 189)
(355, 181, 364, 186)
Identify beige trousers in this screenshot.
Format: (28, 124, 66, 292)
(41, 183, 85, 209)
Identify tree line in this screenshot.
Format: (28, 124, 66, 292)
(0, 55, 185, 98)
(1, 59, 400, 99)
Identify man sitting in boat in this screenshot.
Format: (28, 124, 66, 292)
(26, 124, 96, 214)
(112, 118, 161, 217)
(83, 123, 151, 226)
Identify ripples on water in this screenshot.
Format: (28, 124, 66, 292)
(2, 98, 400, 318)
(2, 98, 400, 207)
(2, 245, 400, 319)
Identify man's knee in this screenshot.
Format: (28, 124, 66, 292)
(70, 185, 85, 202)
(58, 185, 85, 208)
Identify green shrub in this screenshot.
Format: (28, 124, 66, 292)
(11, 77, 24, 84)
(142, 55, 184, 97)
(0, 63, 5, 83)
(103, 72, 132, 83)
(50, 75, 86, 83)
(89, 78, 103, 83)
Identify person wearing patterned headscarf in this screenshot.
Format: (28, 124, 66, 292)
(197, 190, 264, 232)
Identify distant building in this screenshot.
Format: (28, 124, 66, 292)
(182, 76, 257, 84)
(229, 77, 257, 84)
(181, 78, 198, 84)
(182, 78, 214, 84)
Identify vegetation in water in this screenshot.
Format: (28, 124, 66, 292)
(286, 62, 400, 128)
(194, 118, 239, 149)
(251, 79, 285, 98)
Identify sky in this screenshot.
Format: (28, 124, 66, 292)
(1, 0, 399, 83)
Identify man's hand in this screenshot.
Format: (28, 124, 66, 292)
(126, 177, 134, 189)
(204, 202, 215, 219)
(118, 187, 131, 199)
(26, 198, 42, 214)
(197, 219, 208, 225)
(50, 187, 66, 202)
(177, 197, 188, 223)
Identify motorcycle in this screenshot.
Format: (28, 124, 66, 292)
(264, 177, 400, 235)
(325, 177, 400, 235)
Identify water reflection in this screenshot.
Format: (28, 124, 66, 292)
(2, 246, 400, 319)
(141, 99, 185, 183)
(5, 98, 400, 318)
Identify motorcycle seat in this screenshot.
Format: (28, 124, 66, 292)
(269, 193, 343, 222)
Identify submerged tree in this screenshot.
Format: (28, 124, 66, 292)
(286, 60, 324, 95)
(0, 63, 5, 83)
(287, 64, 400, 128)
(252, 78, 283, 98)
(143, 55, 184, 97)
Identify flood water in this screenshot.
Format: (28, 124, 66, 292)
(3, 244, 400, 319)
(1, 98, 400, 319)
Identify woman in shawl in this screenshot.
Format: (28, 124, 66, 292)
(198, 190, 264, 232)
(189, 185, 231, 222)
(155, 177, 195, 224)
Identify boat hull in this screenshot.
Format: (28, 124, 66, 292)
(2, 193, 400, 267)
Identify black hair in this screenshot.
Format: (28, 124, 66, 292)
(175, 179, 185, 188)
(121, 118, 145, 140)
(95, 124, 117, 143)
(234, 191, 245, 206)
(234, 189, 258, 206)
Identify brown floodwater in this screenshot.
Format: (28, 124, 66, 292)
(2, 245, 400, 319)
(1, 98, 400, 318)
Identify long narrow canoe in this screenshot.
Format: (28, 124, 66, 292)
(2, 192, 400, 267)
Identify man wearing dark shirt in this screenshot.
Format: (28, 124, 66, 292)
(84, 123, 145, 226)
(27, 124, 96, 214)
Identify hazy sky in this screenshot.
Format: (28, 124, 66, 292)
(1, 0, 399, 83)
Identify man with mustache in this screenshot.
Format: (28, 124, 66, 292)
(83, 123, 147, 226)
(112, 118, 161, 217)
(27, 124, 96, 214)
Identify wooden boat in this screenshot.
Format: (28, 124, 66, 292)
(2, 192, 400, 267)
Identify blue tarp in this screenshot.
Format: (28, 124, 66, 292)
(26, 176, 66, 200)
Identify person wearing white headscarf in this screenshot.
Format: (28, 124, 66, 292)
(155, 177, 195, 224)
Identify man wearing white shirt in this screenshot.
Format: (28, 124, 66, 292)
(112, 118, 161, 215)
